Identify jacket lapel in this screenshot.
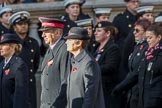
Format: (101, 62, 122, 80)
(41, 38, 66, 71)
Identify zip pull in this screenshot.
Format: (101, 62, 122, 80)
(150, 70, 154, 84)
(147, 62, 153, 71)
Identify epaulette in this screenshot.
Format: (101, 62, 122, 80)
(116, 12, 124, 17)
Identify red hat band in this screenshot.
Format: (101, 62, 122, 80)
(42, 22, 64, 29)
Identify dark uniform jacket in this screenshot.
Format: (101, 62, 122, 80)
(61, 13, 90, 36)
(93, 39, 121, 108)
(127, 41, 147, 108)
(113, 9, 137, 50)
(0, 55, 29, 108)
(66, 50, 105, 108)
(113, 41, 162, 108)
(137, 42, 162, 108)
(86, 34, 99, 55)
(119, 30, 135, 80)
(112, 41, 147, 93)
(93, 39, 121, 85)
(18, 36, 40, 108)
(40, 38, 70, 108)
(0, 24, 13, 36)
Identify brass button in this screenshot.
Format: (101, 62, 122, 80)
(30, 59, 34, 63)
(30, 69, 33, 72)
(128, 24, 132, 28)
(30, 79, 33, 82)
(31, 49, 34, 53)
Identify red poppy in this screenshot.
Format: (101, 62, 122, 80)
(140, 45, 144, 50)
(47, 60, 53, 66)
(72, 67, 77, 73)
(4, 69, 10, 75)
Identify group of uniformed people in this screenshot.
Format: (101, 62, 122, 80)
(1, 0, 162, 108)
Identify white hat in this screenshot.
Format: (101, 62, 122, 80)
(9, 11, 30, 25)
(0, 7, 12, 16)
(136, 6, 154, 14)
(94, 8, 112, 15)
(64, 0, 82, 7)
(155, 16, 162, 23)
(75, 18, 93, 27)
(0, 2, 12, 16)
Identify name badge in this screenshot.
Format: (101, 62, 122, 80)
(147, 62, 153, 71)
(95, 54, 101, 61)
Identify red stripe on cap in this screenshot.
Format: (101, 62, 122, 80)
(42, 22, 64, 28)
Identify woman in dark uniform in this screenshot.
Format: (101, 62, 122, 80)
(137, 24, 162, 108)
(93, 21, 121, 108)
(113, 24, 162, 108)
(0, 33, 29, 108)
(112, 19, 151, 108)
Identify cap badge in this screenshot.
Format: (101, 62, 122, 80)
(20, 14, 25, 19)
(98, 23, 102, 27)
(5, 69, 10, 75)
(128, 24, 132, 28)
(72, 67, 77, 73)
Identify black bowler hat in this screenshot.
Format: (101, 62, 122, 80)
(9, 11, 30, 25)
(0, 33, 20, 44)
(65, 27, 90, 40)
(38, 17, 65, 31)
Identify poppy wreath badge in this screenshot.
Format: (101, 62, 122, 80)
(47, 60, 53, 66)
(140, 44, 144, 50)
(72, 67, 77, 73)
(4, 69, 10, 75)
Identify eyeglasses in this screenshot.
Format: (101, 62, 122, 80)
(133, 28, 144, 33)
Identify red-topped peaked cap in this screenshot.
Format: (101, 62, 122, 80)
(38, 17, 65, 31)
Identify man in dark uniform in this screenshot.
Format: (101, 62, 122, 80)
(112, 0, 140, 49)
(38, 17, 70, 108)
(61, 0, 90, 36)
(9, 11, 40, 108)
